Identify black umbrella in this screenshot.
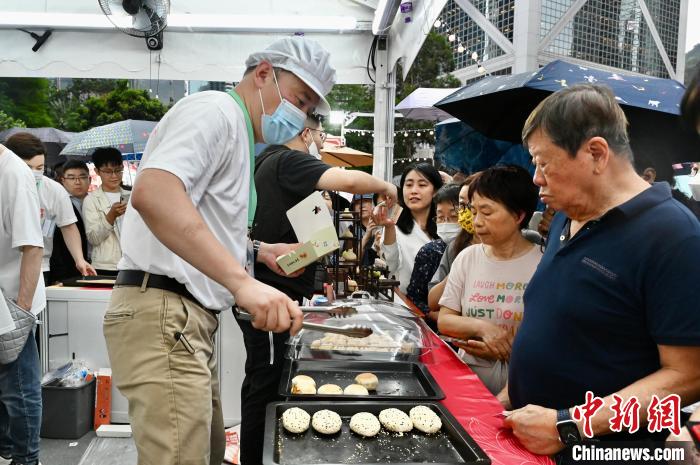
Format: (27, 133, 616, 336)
(436, 60, 699, 164)
(0, 127, 76, 177)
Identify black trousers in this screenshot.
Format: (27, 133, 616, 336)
(235, 293, 302, 465)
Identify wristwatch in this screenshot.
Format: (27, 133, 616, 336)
(556, 409, 582, 446)
(252, 240, 261, 263)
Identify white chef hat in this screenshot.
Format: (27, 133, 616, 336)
(246, 36, 337, 115)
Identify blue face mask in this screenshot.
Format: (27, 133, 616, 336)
(259, 71, 307, 145)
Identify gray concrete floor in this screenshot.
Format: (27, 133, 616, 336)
(40, 433, 230, 464)
(40, 432, 96, 465)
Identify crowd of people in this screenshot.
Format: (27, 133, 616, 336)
(0, 35, 699, 465)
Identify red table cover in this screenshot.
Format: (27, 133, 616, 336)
(421, 331, 555, 465)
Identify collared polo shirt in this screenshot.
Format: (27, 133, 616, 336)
(509, 183, 700, 414)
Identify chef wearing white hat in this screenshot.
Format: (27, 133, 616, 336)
(103, 36, 337, 465)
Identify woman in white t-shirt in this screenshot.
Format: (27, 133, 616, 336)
(83, 147, 129, 274)
(5, 132, 95, 283)
(438, 165, 541, 395)
(374, 163, 443, 293)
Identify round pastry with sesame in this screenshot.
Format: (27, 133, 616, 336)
(378, 408, 413, 433)
(282, 407, 311, 434)
(312, 409, 343, 435)
(409, 405, 442, 434)
(349, 412, 381, 437)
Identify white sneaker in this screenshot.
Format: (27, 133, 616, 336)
(0, 456, 10, 465)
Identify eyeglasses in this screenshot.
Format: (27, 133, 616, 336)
(436, 215, 459, 224)
(64, 175, 89, 182)
(99, 169, 124, 177)
(305, 128, 327, 142)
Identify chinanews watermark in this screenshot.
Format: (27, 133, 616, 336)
(565, 391, 690, 464)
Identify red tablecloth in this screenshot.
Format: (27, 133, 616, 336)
(421, 331, 555, 465)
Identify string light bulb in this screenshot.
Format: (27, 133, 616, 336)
(457, 43, 465, 53)
(477, 65, 486, 74)
(434, 19, 442, 28)
(471, 51, 479, 61)
(448, 33, 456, 42)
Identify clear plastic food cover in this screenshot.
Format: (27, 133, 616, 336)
(286, 309, 432, 361)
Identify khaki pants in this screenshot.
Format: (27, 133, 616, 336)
(103, 285, 224, 465)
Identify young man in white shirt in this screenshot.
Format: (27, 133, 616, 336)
(4, 133, 95, 284)
(82, 147, 128, 275)
(0, 144, 45, 465)
(104, 36, 335, 465)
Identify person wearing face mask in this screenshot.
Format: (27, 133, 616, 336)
(4, 132, 96, 285)
(103, 37, 339, 465)
(242, 113, 398, 465)
(438, 165, 540, 395)
(406, 183, 460, 325)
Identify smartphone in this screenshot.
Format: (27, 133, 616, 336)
(120, 192, 131, 204)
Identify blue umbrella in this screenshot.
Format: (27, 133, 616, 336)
(436, 60, 699, 163)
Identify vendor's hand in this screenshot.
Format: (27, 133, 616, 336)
(106, 202, 127, 224)
(258, 242, 305, 278)
(473, 321, 513, 361)
(234, 277, 303, 334)
(75, 260, 97, 277)
(504, 405, 564, 456)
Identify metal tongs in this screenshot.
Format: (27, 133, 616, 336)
(234, 307, 372, 338)
(300, 305, 358, 318)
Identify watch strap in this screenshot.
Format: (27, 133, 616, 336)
(557, 408, 571, 423)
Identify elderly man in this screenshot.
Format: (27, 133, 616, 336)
(104, 36, 335, 465)
(503, 85, 700, 460)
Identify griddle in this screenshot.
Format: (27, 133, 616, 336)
(280, 360, 445, 401)
(263, 401, 491, 465)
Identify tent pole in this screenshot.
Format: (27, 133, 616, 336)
(372, 35, 396, 183)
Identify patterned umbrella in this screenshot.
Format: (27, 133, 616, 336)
(436, 59, 699, 163)
(59, 119, 157, 157)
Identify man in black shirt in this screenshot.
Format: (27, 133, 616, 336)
(238, 114, 397, 465)
(50, 160, 91, 283)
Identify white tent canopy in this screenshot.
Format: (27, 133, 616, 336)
(0, 0, 447, 178)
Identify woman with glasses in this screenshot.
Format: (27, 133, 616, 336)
(437, 165, 540, 395)
(83, 147, 129, 275)
(49, 159, 93, 283)
(405, 183, 461, 326)
(427, 174, 479, 313)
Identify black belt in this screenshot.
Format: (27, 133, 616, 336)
(115, 270, 204, 309)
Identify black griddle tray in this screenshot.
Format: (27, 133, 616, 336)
(264, 401, 490, 465)
(280, 360, 445, 401)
